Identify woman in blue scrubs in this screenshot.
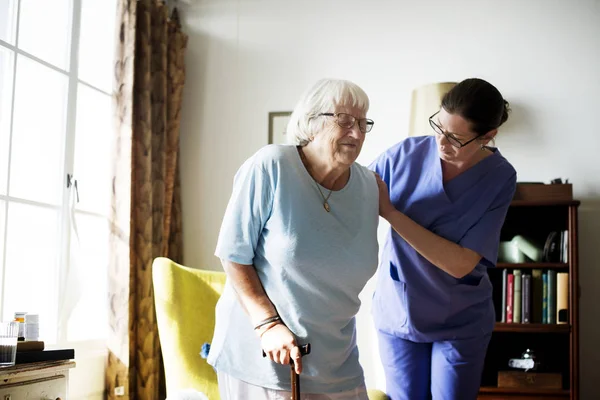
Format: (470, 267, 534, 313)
(370, 78, 516, 400)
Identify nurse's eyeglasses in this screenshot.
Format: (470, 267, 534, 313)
(429, 111, 479, 148)
(318, 112, 374, 134)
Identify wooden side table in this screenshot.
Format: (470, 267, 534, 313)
(0, 360, 75, 400)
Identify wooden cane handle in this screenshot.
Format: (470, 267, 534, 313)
(261, 343, 311, 399)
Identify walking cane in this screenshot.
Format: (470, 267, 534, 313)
(263, 343, 311, 400)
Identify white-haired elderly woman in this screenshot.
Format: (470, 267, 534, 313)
(207, 78, 379, 399)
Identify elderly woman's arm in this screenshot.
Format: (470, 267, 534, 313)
(221, 260, 304, 373)
(375, 175, 481, 279)
(221, 260, 278, 323)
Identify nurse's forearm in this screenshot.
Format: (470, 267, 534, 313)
(220, 259, 279, 325)
(382, 210, 481, 279)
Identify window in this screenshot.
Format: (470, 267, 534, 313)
(0, 0, 116, 346)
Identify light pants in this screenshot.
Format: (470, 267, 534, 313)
(217, 370, 369, 400)
(377, 330, 491, 400)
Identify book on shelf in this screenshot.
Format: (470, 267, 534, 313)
(532, 269, 543, 323)
(501, 269, 507, 323)
(561, 231, 568, 263)
(513, 269, 522, 323)
(15, 348, 75, 364)
(498, 269, 569, 326)
(542, 272, 548, 324)
(548, 270, 557, 324)
(557, 272, 569, 324)
(506, 273, 514, 323)
(522, 273, 531, 323)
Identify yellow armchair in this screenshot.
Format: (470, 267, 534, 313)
(153, 257, 225, 399)
(152, 257, 388, 400)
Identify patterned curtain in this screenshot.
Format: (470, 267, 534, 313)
(108, 0, 187, 398)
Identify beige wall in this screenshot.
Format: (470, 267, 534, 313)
(178, 0, 600, 396)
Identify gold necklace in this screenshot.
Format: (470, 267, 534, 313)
(298, 147, 333, 212)
(315, 181, 333, 212)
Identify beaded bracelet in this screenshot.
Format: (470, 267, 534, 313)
(254, 315, 281, 330)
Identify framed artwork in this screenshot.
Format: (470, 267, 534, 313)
(268, 111, 292, 144)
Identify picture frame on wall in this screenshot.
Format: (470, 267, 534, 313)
(268, 111, 292, 145)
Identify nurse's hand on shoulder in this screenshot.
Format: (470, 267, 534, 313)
(260, 323, 303, 374)
(374, 173, 395, 218)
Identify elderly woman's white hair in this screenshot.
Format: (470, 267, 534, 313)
(286, 78, 370, 146)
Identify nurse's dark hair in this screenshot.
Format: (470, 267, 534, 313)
(441, 78, 510, 136)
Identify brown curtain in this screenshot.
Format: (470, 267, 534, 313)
(108, 0, 187, 398)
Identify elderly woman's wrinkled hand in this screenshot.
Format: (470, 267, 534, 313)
(374, 173, 395, 219)
(261, 323, 303, 374)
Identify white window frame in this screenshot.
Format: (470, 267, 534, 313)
(0, 0, 111, 362)
(1, 2, 113, 397)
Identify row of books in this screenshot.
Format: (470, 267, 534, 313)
(500, 269, 569, 324)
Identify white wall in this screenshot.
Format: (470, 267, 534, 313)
(178, 0, 600, 397)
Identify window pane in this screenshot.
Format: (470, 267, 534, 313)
(0, 0, 18, 44)
(67, 213, 108, 341)
(0, 47, 14, 196)
(79, 0, 117, 92)
(3, 202, 59, 344)
(10, 56, 68, 204)
(18, 0, 71, 70)
(74, 84, 112, 214)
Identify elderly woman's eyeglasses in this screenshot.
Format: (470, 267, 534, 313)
(319, 112, 374, 134)
(428, 111, 478, 148)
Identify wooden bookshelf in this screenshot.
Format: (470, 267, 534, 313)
(479, 200, 579, 400)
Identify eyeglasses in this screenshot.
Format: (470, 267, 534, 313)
(318, 112, 374, 134)
(428, 111, 478, 148)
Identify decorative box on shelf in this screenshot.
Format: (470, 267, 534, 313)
(498, 370, 562, 389)
(513, 183, 572, 202)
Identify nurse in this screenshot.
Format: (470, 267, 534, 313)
(370, 78, 517, 400)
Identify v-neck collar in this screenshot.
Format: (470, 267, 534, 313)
(432, 144, 502, 203)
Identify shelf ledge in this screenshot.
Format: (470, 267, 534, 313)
(479, 386, 569, 396)
(494, 323, 570, 333)
(496, 263, 569, 269)
(510, 199, 580, 207)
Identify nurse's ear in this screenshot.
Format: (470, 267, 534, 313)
(481, 128, 498, 147)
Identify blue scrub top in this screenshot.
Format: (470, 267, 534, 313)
(369, 136, 517, 342)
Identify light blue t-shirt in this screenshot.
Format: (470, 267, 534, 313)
(208, 144, 379, 393)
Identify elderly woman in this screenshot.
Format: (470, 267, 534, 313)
(207, 78, 379, 399)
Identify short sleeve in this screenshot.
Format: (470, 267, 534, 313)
(214, 159, 273, 265)
(459, 174, 517, 268)
(368, 150, 393, 188)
